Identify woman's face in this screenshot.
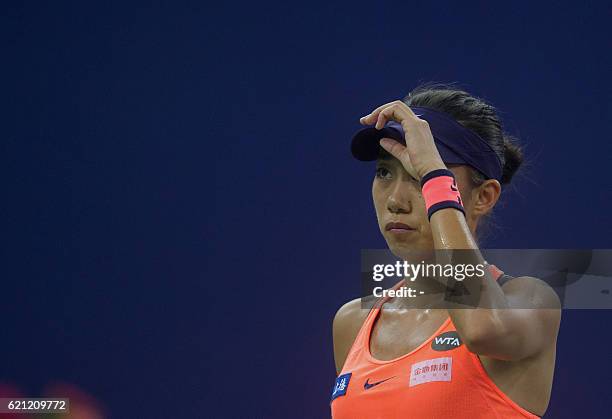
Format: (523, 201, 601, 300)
(372, 152, 476, 258)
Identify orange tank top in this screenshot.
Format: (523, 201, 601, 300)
(331, 264, 540, 419)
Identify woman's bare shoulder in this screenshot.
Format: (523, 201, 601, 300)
(333, 298, 371, 331)
(332, 297, 373, 373)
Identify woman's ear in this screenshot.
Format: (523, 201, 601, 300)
(471, 179, 501, 217)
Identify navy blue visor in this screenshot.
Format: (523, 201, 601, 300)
(351, 106, 503, 181)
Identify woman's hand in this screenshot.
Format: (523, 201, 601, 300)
(360, 100, 447, 180)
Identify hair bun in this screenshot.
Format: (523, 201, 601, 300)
(501, 134, 523, 184)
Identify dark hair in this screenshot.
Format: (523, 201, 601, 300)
(403, 83, 523, 186)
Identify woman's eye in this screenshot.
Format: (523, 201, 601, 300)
(375, 167, 392, 180)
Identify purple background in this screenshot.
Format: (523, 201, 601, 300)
(3, 1, 611, 417)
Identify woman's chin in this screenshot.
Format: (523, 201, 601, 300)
(387, 241, 434, 261)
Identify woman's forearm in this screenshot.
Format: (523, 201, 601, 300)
(429, 208, 511, 346)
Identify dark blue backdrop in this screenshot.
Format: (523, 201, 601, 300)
(3, 1, 611, 418)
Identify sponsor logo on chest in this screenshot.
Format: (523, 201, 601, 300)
(409, 357, 452, 387)
(431, 331, 462, 351)
(331, 373, 352, 401)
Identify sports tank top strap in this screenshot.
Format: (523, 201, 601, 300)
(486, 262, 516, 286)
(349, 279, 407, 353)
(486, 262, 504, 281)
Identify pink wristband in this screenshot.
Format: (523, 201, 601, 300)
(420, 169, 465, 220)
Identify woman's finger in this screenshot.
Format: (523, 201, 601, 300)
(360, 100, 418, 126)
(360, 100, 397, 124)
(379, 138, 419, 179)
(375, 106, 399, 129)
(360, 100, 402, 125)
(379, 138, 405, 158)
(374, 103, 415, 129)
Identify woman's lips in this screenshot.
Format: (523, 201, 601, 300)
(385, 222, 416, 233)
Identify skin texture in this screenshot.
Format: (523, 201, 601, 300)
(333, 101, 561, 416)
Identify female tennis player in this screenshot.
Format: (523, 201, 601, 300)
(331, 85, 561, 418)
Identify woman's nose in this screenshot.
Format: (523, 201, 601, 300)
(387, 185, 412, 214)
